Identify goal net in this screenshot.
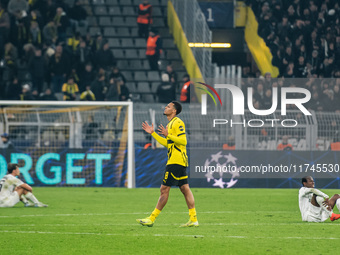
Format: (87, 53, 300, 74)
(0, 101, 135, 188)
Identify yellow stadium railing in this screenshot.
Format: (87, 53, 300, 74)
(167, 0, 204, 83)
(244, 6, 279, 77)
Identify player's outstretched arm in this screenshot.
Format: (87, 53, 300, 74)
(157, 124, 168, 137)
(142, 121, 167, 147)
(142, 121, 154, 134)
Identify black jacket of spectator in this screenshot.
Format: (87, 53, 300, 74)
(6, 78, 21, 100)
(119, 85, 130, 101)
(49, 52, 70, 76)
(157, 82, 176, 103)
(75, 44, 92, 69)
(105, 82, 119, 101)
(95, 47, 116, 70)
(69, 4, 87, 21)
(109, 70, 126, 84)
(91, 77, 106, 101)
(29, 55, 45, 78)
(79, 68, 96, 92)
(20, 91, 35, 100)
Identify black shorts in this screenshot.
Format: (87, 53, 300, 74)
(162, 164, 188, 187)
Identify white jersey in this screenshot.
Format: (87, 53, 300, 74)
(0, 174, 24, 199)
(299, 187, 329, 222)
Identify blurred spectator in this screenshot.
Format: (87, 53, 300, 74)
(117, 78, 130, 101)
(40, 88, 58, 100)
(294, 55, 307, 78)
(49, 45, 70, 92)
(0, 4, 10, 59)
(307, 91, 321, 111)
(241, 64, 251, 78)
(252, 81, 265, 106)
(91, 73, 106, 101)
(321, 89, 336, 112)
(156, 73, 176, 103)
(94, 40, 116, 70)
(39, 0, 57, 24)
(329, 132, 340, 151)
(20, 84, 35, 100)
(70, 68, 80, 85)
(165, 63, 177, 87)
(7, 0, 28, 16)
(0, 133, 14, 150)
(29, 10, 43, 30)
(4, 42, 18, 80)
(69, 0, 88, 33)
(223, 136, 235, 150)
(105, 77, 118, 101)
(79, 63, 95, 92)
(62, 76, 79, 101)
(137, 0, 152, 39)
(250, 1, 340, 78)
(309, 50, 321, 75)
(277, 135, 293, 151)
(83, 115, 98, 140)
(5, 76, 21, 100)
(43, 20, 57, 45)
(146, 29, 162, 70)
(80, 85, 96, 101)
(53, 7, 69, 43)
(262, 88, 273, 110)
(109, 66, 126, 84)
(67, 31, 81, 54)
(11, 9, 30, 54)
(31, 89, 39, 100)
(29, 48, 46, 93)
(179, 74, 197, 103)
(75, 40, 92, 71)
(84, 32, 94, 49)
(28, 21, 42, 48)
(91, 32, 103, 54)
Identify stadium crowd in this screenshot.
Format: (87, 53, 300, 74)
(0, 0, 179, 102)
(0, 0, 339, 114)
(243, 0, 340, 112)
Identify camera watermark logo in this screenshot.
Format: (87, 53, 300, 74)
(199, 83, 312, 116)
(196, 82, 222, 115)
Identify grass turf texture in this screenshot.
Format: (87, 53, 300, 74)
(0, 188, 339, 255)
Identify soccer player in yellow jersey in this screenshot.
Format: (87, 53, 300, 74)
(136, 101, 198, 227)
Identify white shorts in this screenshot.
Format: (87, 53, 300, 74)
(0, 191, 20, 207)
(304, 203, 329, 222)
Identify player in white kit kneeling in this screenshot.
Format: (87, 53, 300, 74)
(299, 176, 340, 222)
(0, 163, 48, 208)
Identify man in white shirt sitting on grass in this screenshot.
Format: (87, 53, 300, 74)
(0, 163, 48, 208)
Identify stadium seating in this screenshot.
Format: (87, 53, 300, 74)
(87, 0, 186, 102)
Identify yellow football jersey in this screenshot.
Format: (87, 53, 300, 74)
(152, 117, 188, 167)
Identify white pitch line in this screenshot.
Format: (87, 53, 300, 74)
(0, 222, 339, 227)
(0, 211, 298, 218)
(0, 230, 204, 238)
(0, 230, 339, 240)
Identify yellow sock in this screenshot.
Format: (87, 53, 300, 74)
(189, 208, 197, 222)
(149, 208, 161, 222)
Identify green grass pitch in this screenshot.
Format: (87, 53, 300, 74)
(0, 187, 339, 255)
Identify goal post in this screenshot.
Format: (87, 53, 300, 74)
(0, 101, 135, 188)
